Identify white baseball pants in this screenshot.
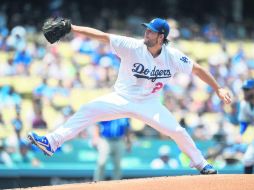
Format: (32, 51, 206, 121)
(47, 92, 208, 170)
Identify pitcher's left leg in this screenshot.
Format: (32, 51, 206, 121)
(131, 100, 213, 173)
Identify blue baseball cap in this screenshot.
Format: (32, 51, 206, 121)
(242, 79, 254, 90)
(142, 18, 170, 38)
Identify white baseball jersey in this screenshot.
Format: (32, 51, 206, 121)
(109, 34, 194, 100)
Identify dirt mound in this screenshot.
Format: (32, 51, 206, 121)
(21, 174, 254, 190)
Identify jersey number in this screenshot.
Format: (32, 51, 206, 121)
(151, 82, 163, 93)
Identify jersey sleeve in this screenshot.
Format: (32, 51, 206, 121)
(170, 48, 194, 74)
(109, 34, 140, 58)
(238, 101, 251, 122)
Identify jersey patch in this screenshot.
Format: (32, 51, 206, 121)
(180, 56, 189, 64)
(132, 63, 171, 82)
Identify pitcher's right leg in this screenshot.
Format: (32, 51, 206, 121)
(28, 93, 129, 155)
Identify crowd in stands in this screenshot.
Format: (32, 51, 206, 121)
(0, 3, 254, 171)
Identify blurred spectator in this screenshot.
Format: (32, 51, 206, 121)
(12, 139, 40, 167)
(11, 107, 23, 140)
(221, 144, 245, 166)
(0, 85, 21, 109)
(230, 45, 248, 78)
(150, 145, 179, 169)
(89, 44, 117, 88)
(202, 22, 221, 42)
(208, 43, 230, 69)
(192, 123, 212, 141)
(13, 49, 32, 75)
(33, 78, 55, 103)
(0, 34, 8, 51)
(0, 11, 7, 36)
(0, 138, 14, 167)
(0, 58, 17, 76)
(32, 110, 47, 129)
(180, 27, 192, 40)
(29, 95, 47, 129)
(92, 118, 132, 181)
(205, 122, 228, 159)
(32, 96, 42, 114)
(71, 70, 84, 88)
(125, 10, 146, 36)
(0, 112, 5, 128)
(77, 36, 97, 55)
(167, 18, 180, 41)
(54, 79, 70, 97)
(6, 26, 26, 51)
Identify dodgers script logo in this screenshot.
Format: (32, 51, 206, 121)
(132, 63, 171, 82)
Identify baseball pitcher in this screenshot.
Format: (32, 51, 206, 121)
(28, 17, 232, 175)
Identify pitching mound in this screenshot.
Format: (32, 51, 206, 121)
(21, 174, 253, 190)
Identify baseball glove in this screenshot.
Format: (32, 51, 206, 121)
(42, 17, 71, 44)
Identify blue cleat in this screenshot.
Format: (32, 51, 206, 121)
(200, 164, 218, 174)
(28, 132, 54, 156)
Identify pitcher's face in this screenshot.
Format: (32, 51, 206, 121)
(144, 29, 162, 47)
